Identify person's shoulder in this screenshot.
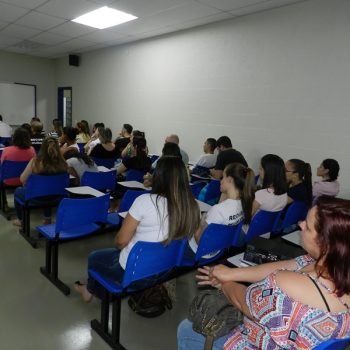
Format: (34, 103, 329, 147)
(275, 269, 310, 299)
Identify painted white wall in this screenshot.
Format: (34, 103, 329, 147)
(54, 0, 350, 198)
(0, 51, 55, 129)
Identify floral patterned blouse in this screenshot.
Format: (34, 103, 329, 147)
(224, 255, 350, 350)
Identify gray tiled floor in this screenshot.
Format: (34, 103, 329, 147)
(0, 196, 197, 350)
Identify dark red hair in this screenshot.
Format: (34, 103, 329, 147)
(314, 196, 350, 297)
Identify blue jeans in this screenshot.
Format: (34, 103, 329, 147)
(87, 248, 124, 298)
(14, 187, 52, 220)
(177, 319, 229, 350)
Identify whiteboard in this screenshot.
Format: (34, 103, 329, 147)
(0, 82, 36, 125)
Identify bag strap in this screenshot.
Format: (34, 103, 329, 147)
(204, 335, 214, 350)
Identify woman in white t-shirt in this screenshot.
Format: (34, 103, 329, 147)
(188, 163, 255, 256)
(75, 156, 200, 302)
(252, 154, 288, 215)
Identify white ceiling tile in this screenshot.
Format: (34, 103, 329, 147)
(229, 0, 305, 16)
(48, 21, 97, 37)
(172, 11, 233, 31)
(194, 0, 266, 12)
(108, 17, 164, 36)
(107, 0, 190, 18)
(0, 0, 49, 10)
(31, 31, 70, 45)
(144, 1, 223, 28)
(0, 24, 41, 39)
(15, 11, 67, 30)
(104, 34, 137, 45)
(61, 38, 97, 49)
(36, 0, 101, 20)
(0, 35, 22, 48)
(87, 0, 117, 5)
(134, 26, 182, 40)
(0, 2, 30, 22)
(76, 42, 110, 53)
(79, 29, 127, 42)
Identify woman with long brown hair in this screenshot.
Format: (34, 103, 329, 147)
(13, 137, 68, 227)
(75, 156, 200, 301)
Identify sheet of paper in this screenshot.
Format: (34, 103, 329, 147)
(282, 230, 301, 246)
(97, 166, 112, 172)
(196, 199, 212, 213)
(65, 186, 105, 197)
(117, 181, 150, 190)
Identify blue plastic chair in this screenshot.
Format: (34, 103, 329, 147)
(244, 210, 282, 242)
(91, 157, 116, 169)
(15, 172, 70, 247)
(0, 137, 11, 146)
(125, 169, 146, 182)
(313, 338, 350, 350)
(77, 143, 86, 153)
(106, 189, 147, 226)
(149, 155, 159, 163)
(190, 181, 206, 199)
(0, 160, 29, 213)
(89, 239, 183, 350)
(198, 180, 221, 205)
(273, 201, 309, 236)
(180, 222, 244, 267)
(37, 194, 110, 295)
(80, 170, 116, 191)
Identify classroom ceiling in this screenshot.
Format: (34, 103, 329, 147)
(0, 0, 305, 59)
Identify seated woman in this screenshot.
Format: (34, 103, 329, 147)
(252, 154, 288, 215)
(76, 121, 91, 144)
(63, 149, 98, 185)
(74, 156, 200, 302)
(84, 124, 104, 154)
(13, 137, 68, 227)
(188, 163, 255, 257)
(120, 130, 146, 158)
(313, 159, 340, 199)
(116, 136, 151, 176)
(285, 158, 313, 206)
(89, 128, 119, 159)
(59, 127, 79, 155)
(1, 127, 36, 187)
(0, 127, 36, 210)
(178, 196, 350, 350)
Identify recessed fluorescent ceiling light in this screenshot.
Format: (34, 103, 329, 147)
(72, 6, 137, 29)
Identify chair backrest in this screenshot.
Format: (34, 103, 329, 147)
(149, 155, 159, 163)
(24, 173, 70, 201)
(312, 338, 350, 350)
(199, 180, 221, 205)
(55, 194, 110, 233)
(80, 170, 116, 191)
(281, 201, 309, 230)
(0, 160, 29, 182)
(122, 240, 182, 288)
(77, 143, 86, 153)
(119, 190, 147, 212)
(195, 222, 243, 261)
(245, 210, 282, 242)
(0, 137, 11, 146)
(190, 181, 206, 199)
(125, 169, 146, 182)
(91, 157, 115, 169)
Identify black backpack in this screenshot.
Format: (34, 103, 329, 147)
(128, 284, 172, 318)
(188, 289, 243, 350)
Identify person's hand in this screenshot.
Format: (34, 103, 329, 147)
(143, 173, 153, 188)
(196, 264, 233, 286)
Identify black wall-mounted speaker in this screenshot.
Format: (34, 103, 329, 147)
(69, 54, 80, 67)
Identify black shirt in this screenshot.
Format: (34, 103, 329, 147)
(114, 137, 130, 157)
(30, 133, 45, 153)
(90, 144, 119, 159)
(122, 155, 151, 172)
(288, 183, 308, 203)
(215, 149, 248, 170)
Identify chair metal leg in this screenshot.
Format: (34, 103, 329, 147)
(91, 287, 126, 350)
(18, 207, 38, 248)
(40, 240, 70, 296)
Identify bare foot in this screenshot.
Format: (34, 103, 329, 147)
(74, 282, 93, 302)
(12, 219, 22, 227)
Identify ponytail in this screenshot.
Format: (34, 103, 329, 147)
(241, 168, 256, 224)
(224, 163, 256, 224)
(289, 159, 313, 205)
